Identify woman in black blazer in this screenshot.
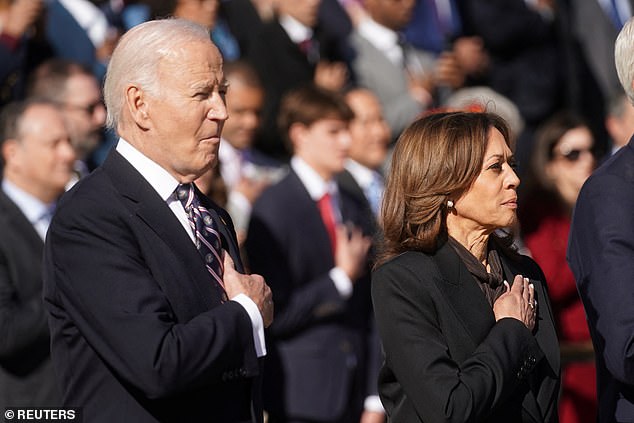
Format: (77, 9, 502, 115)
(372, 112, 560, 422)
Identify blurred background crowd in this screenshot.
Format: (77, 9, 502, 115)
(2, 0, 633, 422)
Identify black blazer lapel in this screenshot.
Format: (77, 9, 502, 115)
(501, 257, 560, 376)
(501, 256, 561, 422)
(431, 242, 496, 349)
(102, 150, 224, 308)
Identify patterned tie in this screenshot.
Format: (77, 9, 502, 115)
(176, 183, 226, 298)
(317, 192, 337, 255)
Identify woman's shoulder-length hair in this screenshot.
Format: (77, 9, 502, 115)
(377, 111, 513, 267)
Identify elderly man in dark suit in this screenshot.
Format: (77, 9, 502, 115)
(42, 19, 273, 423)
(568, 16, 634, 423)
(0, 99, 75, 411)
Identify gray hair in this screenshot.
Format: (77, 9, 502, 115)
(103, 18, 212, 130)
(615, 17, 634, 105)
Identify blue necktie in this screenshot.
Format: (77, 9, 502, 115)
(176, 183, 227, 299)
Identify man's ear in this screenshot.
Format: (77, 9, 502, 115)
(125, 85, 151, 129)
(288, 122, 306, 152)
(1, 138, 20, 168)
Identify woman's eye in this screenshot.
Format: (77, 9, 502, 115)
(488, 162, 502, 171)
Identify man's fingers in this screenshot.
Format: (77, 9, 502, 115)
(223, 250, 235, 273)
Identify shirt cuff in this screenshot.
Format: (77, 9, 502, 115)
(329, 267, 353, 299)
(364, 395, 384, 413)
(231, 293, 266, 357)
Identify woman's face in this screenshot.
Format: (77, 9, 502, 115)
(545, 126, 595, 208)
(449, 128, 520, 236)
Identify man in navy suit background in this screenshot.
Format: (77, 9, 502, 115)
(42, 18, 273, 422)
(245, 85, 382, 423)
(568, 16, 634, 423)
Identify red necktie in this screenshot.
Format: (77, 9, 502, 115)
(317, 193, 337, 255)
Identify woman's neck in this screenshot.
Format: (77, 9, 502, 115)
(447, 226, 490, 266)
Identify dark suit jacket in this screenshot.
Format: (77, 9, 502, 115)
(245, 20, 345, 160)
(245, 170, 378, 422)
(372, 241, 560, 422)
(568, 139, 634, 423)
(0, 190, 60, 410)
(42, 150, 262, 423)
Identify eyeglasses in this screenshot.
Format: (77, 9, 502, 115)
(63, 100, 104, 115)
(554, 147, 594, 162)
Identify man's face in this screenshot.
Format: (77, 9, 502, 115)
(4, 104, 75, 202)
(367, 0, 415, 31)
(346, 90, 390, 170)
(142, 39, 228, 183)
(277, 0, 321, 28)
(62, 73, 106, 160)
(222, 80, 264, 150)
(294, 118, 351, 180)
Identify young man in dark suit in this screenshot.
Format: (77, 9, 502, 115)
(0, 99, 75, 411)
(245, 85, 383, 423)
(42, 19, 273, 422)
(568, 16, 634, 423)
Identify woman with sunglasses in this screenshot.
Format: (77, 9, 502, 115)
(519, 112, 597, 423)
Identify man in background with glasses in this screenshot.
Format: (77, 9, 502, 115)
(27, 58, 106, 182)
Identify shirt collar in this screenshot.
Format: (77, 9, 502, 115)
(279, 13, 314, 44)
(291, 156, 337, 201)
(2, 179, 51, 224)
(345, 159, 378, 190)
(116, 138, 180, 201)
(358, 17, 400, 54)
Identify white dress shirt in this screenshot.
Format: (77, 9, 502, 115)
(116, 138, 266, 357)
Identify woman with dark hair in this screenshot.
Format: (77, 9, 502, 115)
(372, 111, 560, 422)
(519, 112, 597, 423)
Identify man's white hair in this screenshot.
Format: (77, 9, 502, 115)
(615, 17, 634, 105)
(103, 19, 211, 130)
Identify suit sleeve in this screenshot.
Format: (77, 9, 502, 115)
(371, 260, 542, 422)
(568, 172, 634, 384)
(245, 201, 346, 337)
(43, 198, 259, 399)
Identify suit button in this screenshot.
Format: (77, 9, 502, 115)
(239, 368, 247, 377)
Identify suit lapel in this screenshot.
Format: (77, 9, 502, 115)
(432, 242, 496, 348)
(0, 190, 44, 253)
(501, 255, 560, 423)
(501, 258, 560, 376)
(102, 151, 223, 307)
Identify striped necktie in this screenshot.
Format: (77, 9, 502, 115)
(176, 183, 227, 299)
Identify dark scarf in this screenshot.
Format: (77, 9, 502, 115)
(447, 237, 506, 307)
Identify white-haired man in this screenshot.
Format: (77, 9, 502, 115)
(568, 16, 634, 423)
(42, 19, 273, 423)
